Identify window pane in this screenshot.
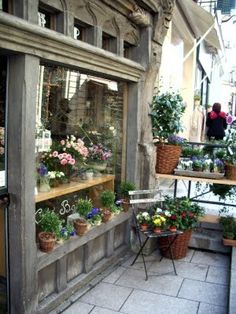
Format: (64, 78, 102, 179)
(36, 64, 125, 185)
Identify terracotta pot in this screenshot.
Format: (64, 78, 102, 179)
(169, 226, 177, 232)
(38, 231, 56, 253)
(74, 219, 88, 236)
(101, 209, 112, 223)
(222, 237, 236, 247)
(140, 223, 148, 231)
(121, 199, 130, 212)
(153, 227, 161, 234)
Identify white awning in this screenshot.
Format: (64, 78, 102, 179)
(178, 0, 221, 50)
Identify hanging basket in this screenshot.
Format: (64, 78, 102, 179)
(158, 229, 192, 259)
(156, 143, 182, 174)
(225, 163, 236, 180)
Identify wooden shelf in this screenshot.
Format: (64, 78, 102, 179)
(156, 173, 236, 186)
(35, 175, 115, 203)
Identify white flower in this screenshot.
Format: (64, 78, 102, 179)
(155, 207, 163, 214)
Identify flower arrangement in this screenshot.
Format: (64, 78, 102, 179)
(151, 214, 166, 229)
(161, 196, 205, 230)
(48, 171, 65, 180)
(41, 135, 89, 173)
(136, 212, 151, 225)
(37, 163, 48, 178)
(86, 207, 102, 225)
(213, 159, 224, 173)
(88, 143, 112, 163)
(167, 135, 186, 146)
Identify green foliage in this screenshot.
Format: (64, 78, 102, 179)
(194, 94, 201, 101)
(223, 129, 236, 164)
(219, 215, 236, 239)
(120, 181, 136, 198)
(210, 184, 234, 200)
(100, 190, 115, 208)
(76, 198, 93, 218)
(149, 90, 186, 141)
(38, 209, 63, 235)
(182, 146, 203, 158)
(162, 196, 205, 230)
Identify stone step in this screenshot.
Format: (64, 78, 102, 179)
(189, 228, 230, 254)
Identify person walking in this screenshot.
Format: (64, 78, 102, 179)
(206, 102, 227, 140)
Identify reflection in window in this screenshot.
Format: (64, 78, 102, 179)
(0, 57, 6, 174)
(36, 64, 125, 183)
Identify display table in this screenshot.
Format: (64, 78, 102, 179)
(157, 173, 236, 224)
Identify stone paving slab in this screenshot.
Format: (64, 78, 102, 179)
(115, 267, 183, 296)
(120, 289, 199, 314)
(198, 302, 227, 314)
(80, 282, 132, 311)
(206, 265, 230, 285)
(90, 307, 124, 314)
(62, 301, 93, 314)
(178, 278, 228, 306)
(191, 250, 230, 267)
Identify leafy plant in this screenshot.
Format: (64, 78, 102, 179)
(223, 129, 236, 165)
(219, 215, 236, 239)
(149, 90, 186, 142)
(38, 209, 63, 236)
(100, 190, 115, 208)
(120, 181, 136, 199)
(76, 198, 93, 218)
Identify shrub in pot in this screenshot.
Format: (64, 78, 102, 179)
(37, 209, 63, 252)
(149, 90, 186, 174)
(219, 212, 236, 246)
(74, 198, 93, 235)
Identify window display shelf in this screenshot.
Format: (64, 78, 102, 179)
(35, 175, 115, 203)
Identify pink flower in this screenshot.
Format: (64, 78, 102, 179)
(58, 154, 63, 160)
(69, 158, 75, 165)
(66, 154, 72, 160)
(62, 153, 68, 159)
(52, 151, 58, 157)
(60, 159, 68, 165)
(60, 140, 65, 145)
(66, 143, 71, 148)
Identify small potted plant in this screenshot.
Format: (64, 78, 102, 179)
(37, 163, 50, 192)
(48, 171, 65, 187)
(136, 211, 151, 231)
(86, 207, 102, 226)
(202, 159, 213, 172)
(37, 209, 63, 252)
(100, 190, 115, 222)
(192, 159, 203, 171)
(213, 159, 224, 173)
(120, 181, 136, 212)
(74, 198, 93, 235)
(151, 214, 166, 234)
(219, 215, 236, 246)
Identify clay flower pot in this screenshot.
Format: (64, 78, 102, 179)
(101, 209, 112, 223)
(121, 199, 130, 212)
(38, 231, 56, 253)
(169, 226, 177, 232)
(74, 218, 88, 236)
(140, 223, 148, 231)
(153, 227, 161, 234)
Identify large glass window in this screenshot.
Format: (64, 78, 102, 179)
(0, 57, 6, 189)
(35, 64, 125, 186)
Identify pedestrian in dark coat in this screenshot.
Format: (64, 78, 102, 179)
(206, 103, 227, 140)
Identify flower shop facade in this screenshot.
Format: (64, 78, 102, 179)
(0, 0, 175, 313)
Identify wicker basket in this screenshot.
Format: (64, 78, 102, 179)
(156, 143, 182, 174)
(225, 163, 236, 180)
(158, 230, 192, 259)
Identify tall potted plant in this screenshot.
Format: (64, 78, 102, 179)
(74, 198, 93, 235)
(100, 190, 115, 222)
(149, 90, 186, 174)
(120, 181, 136, 212)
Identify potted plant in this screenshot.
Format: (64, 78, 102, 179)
(87, 143, 112, 172)
(74, 198, 93, 235)
(87, 207, 102, 226)
(223, 129, 236, 180)
(37, 163, 50, 192)
(219, 215, 236, 246)
(158, 196, 205, 259)
(100, 190, 115, 222)
(151, 214, 166, 234)
(37, 209, 63, 252)
(136, 211, 151, 231)
(120, 181, 136, 212)
(192, 159, 203, 171)
(149, 90, 186, 174)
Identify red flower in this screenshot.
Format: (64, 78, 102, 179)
(171, 215, 177, 220)
(188, 212, 194, 218)
(181, 212, 186, 218)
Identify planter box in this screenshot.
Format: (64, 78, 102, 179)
(223, 237, 236, 247)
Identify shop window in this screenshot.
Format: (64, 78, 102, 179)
(74, 19, 92, 43)
(0, 56, 6, 187)
(102, 32, 117, 53)
(35, 64, 125, 185)
(38, 2, 62, 31)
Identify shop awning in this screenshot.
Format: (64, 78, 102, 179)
(178, 0, 221, 50)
